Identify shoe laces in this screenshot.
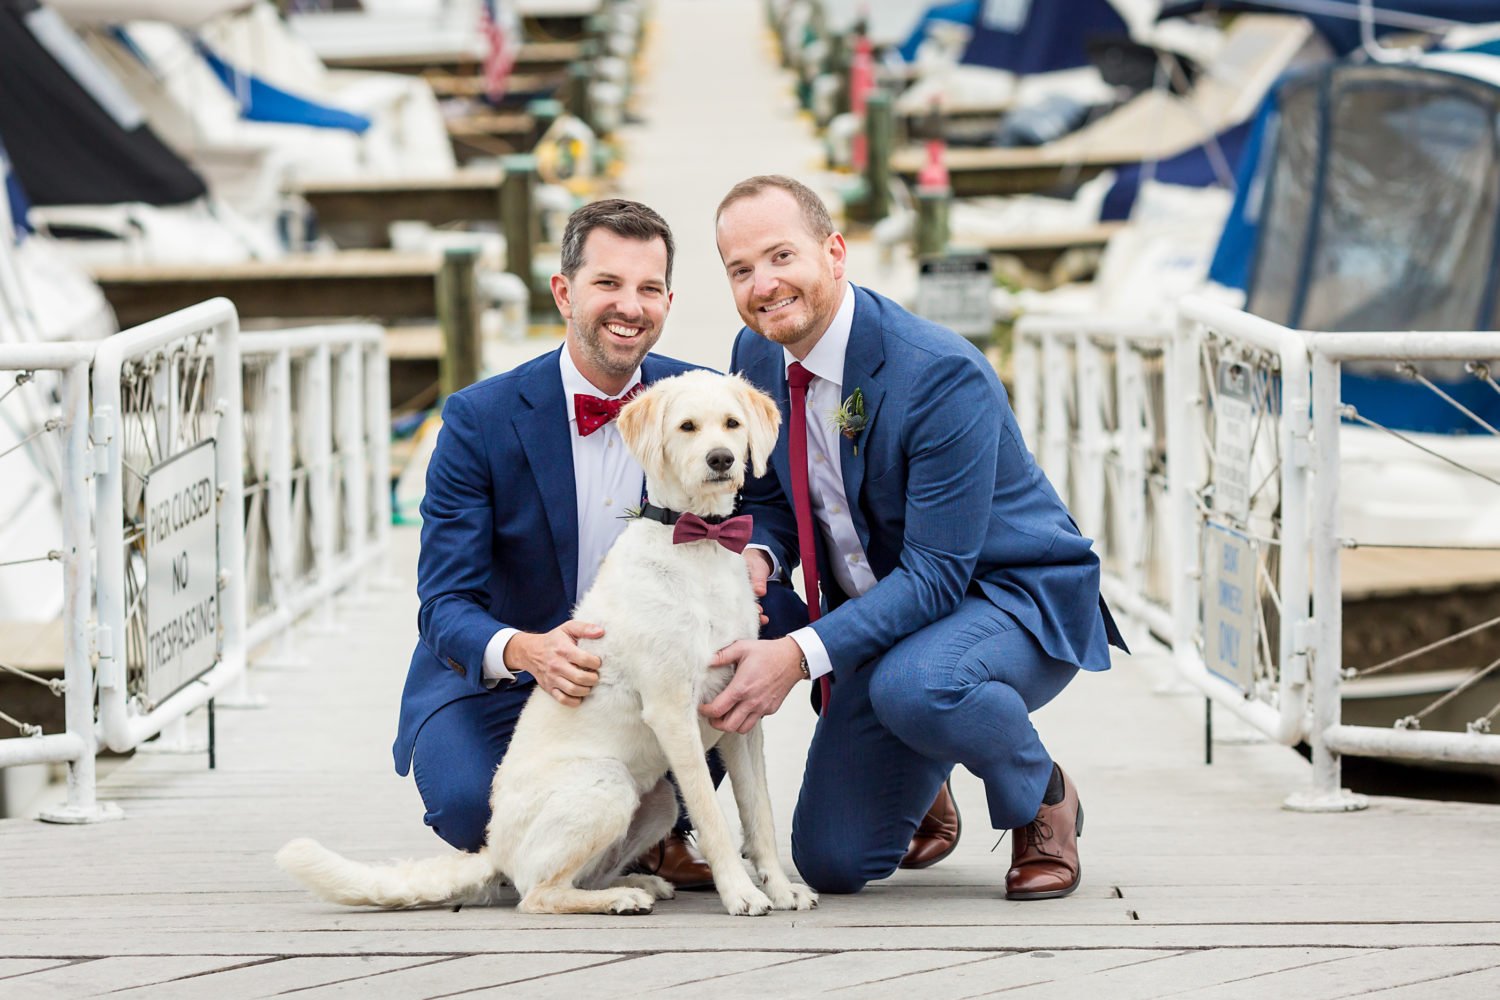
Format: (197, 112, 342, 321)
(1021, 817, 1059, 857)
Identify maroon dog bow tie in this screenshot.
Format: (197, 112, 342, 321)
(574, 383, 644, 436)
(671, 512, 754, 553)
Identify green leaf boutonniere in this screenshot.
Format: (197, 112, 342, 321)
(832, 387, 868, 455)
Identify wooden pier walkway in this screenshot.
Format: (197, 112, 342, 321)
(4, 2, 1499, 996)
(5, 527, 1500, 998)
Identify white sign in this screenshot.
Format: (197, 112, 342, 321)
(144, 441, 219, 704)
(916, 252, 994, 340)
(1213, 360, 1253, 525)
(1203, 521, 1257, 694)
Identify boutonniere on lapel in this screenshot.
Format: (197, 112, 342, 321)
(832, 387, 868, 455)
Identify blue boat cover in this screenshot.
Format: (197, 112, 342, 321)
(1, 136, 31, 238)
(1102, 118, 1254, 221)
(197, 43, 371, 134)
(897, 0, 980, 62)
(1159, 1, 1500, 55)
(959, 0, 1129, 74)
(1207, 59, 1500, 433)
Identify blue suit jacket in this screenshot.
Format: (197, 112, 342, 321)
(393, 348, 700, 775)
(730, 285, 1124, 680)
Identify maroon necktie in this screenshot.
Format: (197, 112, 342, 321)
(672, 512, 754, 553)
(574, 383, 644, 436)
(787, 362, 831, 713)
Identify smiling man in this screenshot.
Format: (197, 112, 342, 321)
(706, 175, 1128, 901)
(391, 199, 719, 889)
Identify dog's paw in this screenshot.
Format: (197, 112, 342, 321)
(719, 883, 773, 917)
(768, 881, 818, 911)
(606, 887, 656, 915)
(613, 873, 675, 900)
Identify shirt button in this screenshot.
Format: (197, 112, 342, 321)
(830, 504, 842, 514)
(604, 498, 613, 506)
(850, 554, 862, 564)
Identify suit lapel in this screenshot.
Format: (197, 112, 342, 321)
(514, 350, 580, 603)
(840, 288, 886, 548)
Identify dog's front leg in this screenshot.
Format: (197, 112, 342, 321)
(641, 699, 772, 916)
(716, 728, 818, 911)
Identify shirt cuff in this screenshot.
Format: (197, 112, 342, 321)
(747, 543, 782, 580)
(788, 626, 833, 680)
(482, 628, 520, 688)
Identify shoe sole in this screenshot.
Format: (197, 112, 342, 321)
(899, 780, 963, 870)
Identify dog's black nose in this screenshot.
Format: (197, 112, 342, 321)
(706, 448, 735, 473)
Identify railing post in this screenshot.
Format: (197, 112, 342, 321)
(1285, 351, 1368, 812)
(1040, 335, 1070, 502)
(37, 360, 121, 824)
(438, 247, 482, 398)
(1075, 333, 1105, 540)
(862, 91, 893, 223)
(914, 184, 951, 258)
(1117, 340, 1148, 600)
(336, 343, 368, 594)
(500, 154, 545, 314)
(1168, 313, 1203, 661)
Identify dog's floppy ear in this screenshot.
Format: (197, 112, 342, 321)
(735, 375, 782, 478)
(616, 381, 667, 479)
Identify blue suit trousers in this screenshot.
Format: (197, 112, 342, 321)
(786, 595, 1078, 894)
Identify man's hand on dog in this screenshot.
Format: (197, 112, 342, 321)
(505, 621, 604, 707)
(701, 636, 803, 733)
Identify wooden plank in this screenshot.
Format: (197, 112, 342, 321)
(294, 169, 505, 250)
(850, 950, 1179, 999)
(285, 953, 622, 998)
(891, 145, 1113, 198)
(1166, 946, 1500, 999)
(91, 251, 445, 330)
(424, 71, 564, 100)
(459, 951, 815, 1000)
(0, 619, 64, 671)
(0, 958, 71, 980)
(649, 950, 1005, 998)
(323, 41, 583, 76)
(992, 947, 1376, 999)
(6, 956, 273, 997)
(1368, 964, 1500, 999)
(1342, 547, 1500, 600)
(105, 956, 440, 1000)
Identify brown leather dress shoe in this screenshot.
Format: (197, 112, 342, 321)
(632, 832, 715, 891)
(900, 779, 962, 869)
(1005, 765, 1083, 900)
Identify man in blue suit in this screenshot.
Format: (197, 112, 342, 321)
(392, 199, 717, 886)
(704, 176, 1126, 900)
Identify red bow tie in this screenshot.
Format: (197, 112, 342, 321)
(574, 383, 644, 436)
(672, 512, 754, 554)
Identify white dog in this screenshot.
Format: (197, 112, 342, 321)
(277, 371, 818, 917)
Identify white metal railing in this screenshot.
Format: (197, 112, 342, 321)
(92, 299, 248, 755)
(1016, 307, 1313, 750)
(239, 327, 389, 653)
(0, 342, 117, 822)
(1018, 298, 1500, 808)
(0, 301, 389, 821)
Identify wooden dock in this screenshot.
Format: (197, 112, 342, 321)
(5, 527, 1500, 998)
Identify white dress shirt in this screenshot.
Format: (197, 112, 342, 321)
(482, 350, 644, 684)
(782, 282, 876, 681)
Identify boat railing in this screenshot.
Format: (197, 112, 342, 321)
(0, 303, 389, 822)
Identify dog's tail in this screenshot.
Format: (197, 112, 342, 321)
(275, 838, 503, 909)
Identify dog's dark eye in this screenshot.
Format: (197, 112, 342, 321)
(679, 420, 696, 432)
(726, 418, 740, 429)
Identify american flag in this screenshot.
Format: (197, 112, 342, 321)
(480, 0, 520, 103)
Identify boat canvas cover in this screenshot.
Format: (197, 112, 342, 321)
(1159, 1, 1500, 54)
(195, 41, 372, 133)
(961, 0, 1130, 73)
(1213, 58, 1500, 432)
(1, 136, 31, 237)
(0, 0, 205, 207)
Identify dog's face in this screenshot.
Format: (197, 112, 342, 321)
(616, 371, 781, 515)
